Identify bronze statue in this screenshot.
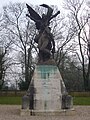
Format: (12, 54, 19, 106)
(26, 4, 60, 64)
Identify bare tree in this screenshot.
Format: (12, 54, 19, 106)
(51, 7, 76, 67)
(0, 12, 14, 89)
(63, 0, 90, 91)
(2, 3, 37, 87)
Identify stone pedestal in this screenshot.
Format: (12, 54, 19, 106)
(34, 65, 62, 111)
(21, 65, 74, 116)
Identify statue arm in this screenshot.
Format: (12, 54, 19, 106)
(50, 11, 60, 20)
(40, 4, 53, 18)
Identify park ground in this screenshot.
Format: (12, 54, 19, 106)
(0, 105, 90, 120)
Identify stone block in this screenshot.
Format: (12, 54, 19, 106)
(61, 94, 73, 109)
(22, 95, 30, 109)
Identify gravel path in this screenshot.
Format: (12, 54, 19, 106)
(0, 105, 90, 120)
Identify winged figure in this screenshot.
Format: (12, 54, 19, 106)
(26, 4, 60, 30)
(26, 4, 60, 64)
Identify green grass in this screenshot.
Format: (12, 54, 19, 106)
(73, 97, 90, 105)
(0, 96, 22, 105)
(0, 96, 90, 105)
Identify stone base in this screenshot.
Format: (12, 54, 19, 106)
(37, 59, 56, 65)
(20, 108, 76, 116)
(20, 109, 30, 116)
(21, 65, 74, 116)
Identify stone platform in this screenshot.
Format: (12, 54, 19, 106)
(21, 65, 73, 116)
(33, 65, 62, 111)
(21, 108, 75, 116)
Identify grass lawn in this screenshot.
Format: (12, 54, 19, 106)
(0, 96, 22, 105)
(0, 96, 90, 105)
(73, 97, 90, 105)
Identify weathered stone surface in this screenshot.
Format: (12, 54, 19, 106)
(21, 65, 74, 115)
(33, 65, 62, 111)
(22, 95, 29, 109)
(37, 58, 56, 65)
(61, 94, 73, 109)
(20, 109, 30, 116)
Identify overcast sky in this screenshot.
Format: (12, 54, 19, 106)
(0, 0, 63, 10)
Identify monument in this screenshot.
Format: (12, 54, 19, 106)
(21, 4, 74, 116)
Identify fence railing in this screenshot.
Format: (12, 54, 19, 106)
(0, 90, 26, 96)
(0, 90, 90, 97)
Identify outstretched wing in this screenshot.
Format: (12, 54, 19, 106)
(26, 4, 41, 21)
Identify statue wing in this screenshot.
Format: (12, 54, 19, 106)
(26, 4, 42, 21)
